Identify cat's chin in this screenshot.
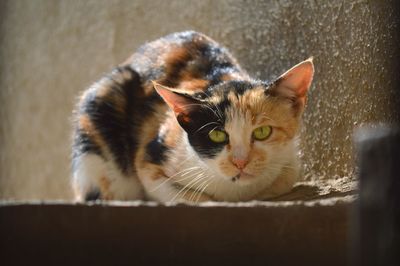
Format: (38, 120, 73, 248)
(228, 172, 257, 186)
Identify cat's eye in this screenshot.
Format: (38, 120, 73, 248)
(252, 126, 272, 141)
(208, 129, 228, 143)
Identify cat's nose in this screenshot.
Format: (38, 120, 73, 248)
(231, 157, 248, 170)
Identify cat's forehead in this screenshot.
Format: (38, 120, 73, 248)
(207, 81, 271, 119)
(210, 80, 267, 96)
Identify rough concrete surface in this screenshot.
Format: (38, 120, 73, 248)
(0, 0, 399, 200)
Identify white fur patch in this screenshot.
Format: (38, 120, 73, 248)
(73, 153, 144, 201)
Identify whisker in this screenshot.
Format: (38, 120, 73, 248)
(204, 104, 224, 121)
(180, 103, 222, 121)
(208, 102, 224, 122)
(195, 180, 213, 203)
(208, 125, 222, 134)
(190, 178, 209, 202)
(180, 174, 207, 201)
(213, 103, 224, 119)
(150, 152, 203, 193)
(169, 173, 206, 202)
(172, 168, 204, 183)
(170, 166, 201, 179)
(150, 166, 202, 192)
(195, 121, 221, 133)
(258, 114, 276, 123)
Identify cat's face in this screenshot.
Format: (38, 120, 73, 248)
(155, 59, 314, 185)
(203, 84, 300, 184)
(178, 82, 301, 185)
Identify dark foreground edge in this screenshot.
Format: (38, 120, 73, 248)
(0, 198, 353, 266)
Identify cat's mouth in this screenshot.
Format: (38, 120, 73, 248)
(231, 171, 254, 182)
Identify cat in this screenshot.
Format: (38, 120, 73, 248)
(72, 31, 314, 203)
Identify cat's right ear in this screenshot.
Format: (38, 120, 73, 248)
(153, 82, 200, 123)
(269, 58, 314, 115)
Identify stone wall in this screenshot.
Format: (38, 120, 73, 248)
(0, 0, 398, 200)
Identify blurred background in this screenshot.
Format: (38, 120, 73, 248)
(0, 0, 399, 200)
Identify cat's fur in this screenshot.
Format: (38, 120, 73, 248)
(72, 31, 314, 202)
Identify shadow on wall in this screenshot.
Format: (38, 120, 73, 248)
(0, 0, 399, 200)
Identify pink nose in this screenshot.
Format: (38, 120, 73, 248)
(232, 157, 248, 170)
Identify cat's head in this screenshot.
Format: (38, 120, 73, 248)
(154, 59, 314, 185)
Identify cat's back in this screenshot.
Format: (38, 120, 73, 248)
(125, 31, 248, 94)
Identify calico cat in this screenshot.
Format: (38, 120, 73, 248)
(72, 31, 314, 203)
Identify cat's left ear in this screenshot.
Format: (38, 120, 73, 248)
(153, 81, 201, 123)
(269, 58, 314, 114)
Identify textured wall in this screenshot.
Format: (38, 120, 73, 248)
(0, 0, 399, 200)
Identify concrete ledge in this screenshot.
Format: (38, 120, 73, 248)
(0, 197, 354, 266)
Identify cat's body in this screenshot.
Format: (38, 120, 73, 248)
(72, 31, 314, 202)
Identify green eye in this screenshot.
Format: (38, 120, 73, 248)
(208, 129, 228, 143)
(253, 126, 272, 141)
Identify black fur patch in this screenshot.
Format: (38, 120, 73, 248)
(85, 188, 101, 201)
(210, 80, 255, 96)
(72, 129, 103, 158)
(71, 128, 104, 172)
(83, 91, 132, 173)
(179, 105, 227, 158)
(145, 135, 169, 165)
(78, 67, 147, 174)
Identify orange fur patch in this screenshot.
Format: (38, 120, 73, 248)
(163, 117, 182, 148)
(225, 86, 300, 142)
(167, 46, 192, 65)
(99, 176, 113, 200)
(95, 81, 126, 114)
(179, 79, 209, 92)
(152, 168, 168, 181)
(134, 103, 172, 178)
(220, 85, 301, 179)
(78, 115, 107, 148)
(248, 146, 267, 163)
(220, 73, 235, 82)
(136, 154, 167, 181)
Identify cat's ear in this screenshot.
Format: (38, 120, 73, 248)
(153, 82, 201, 122)
(270, 58, 314, 114)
